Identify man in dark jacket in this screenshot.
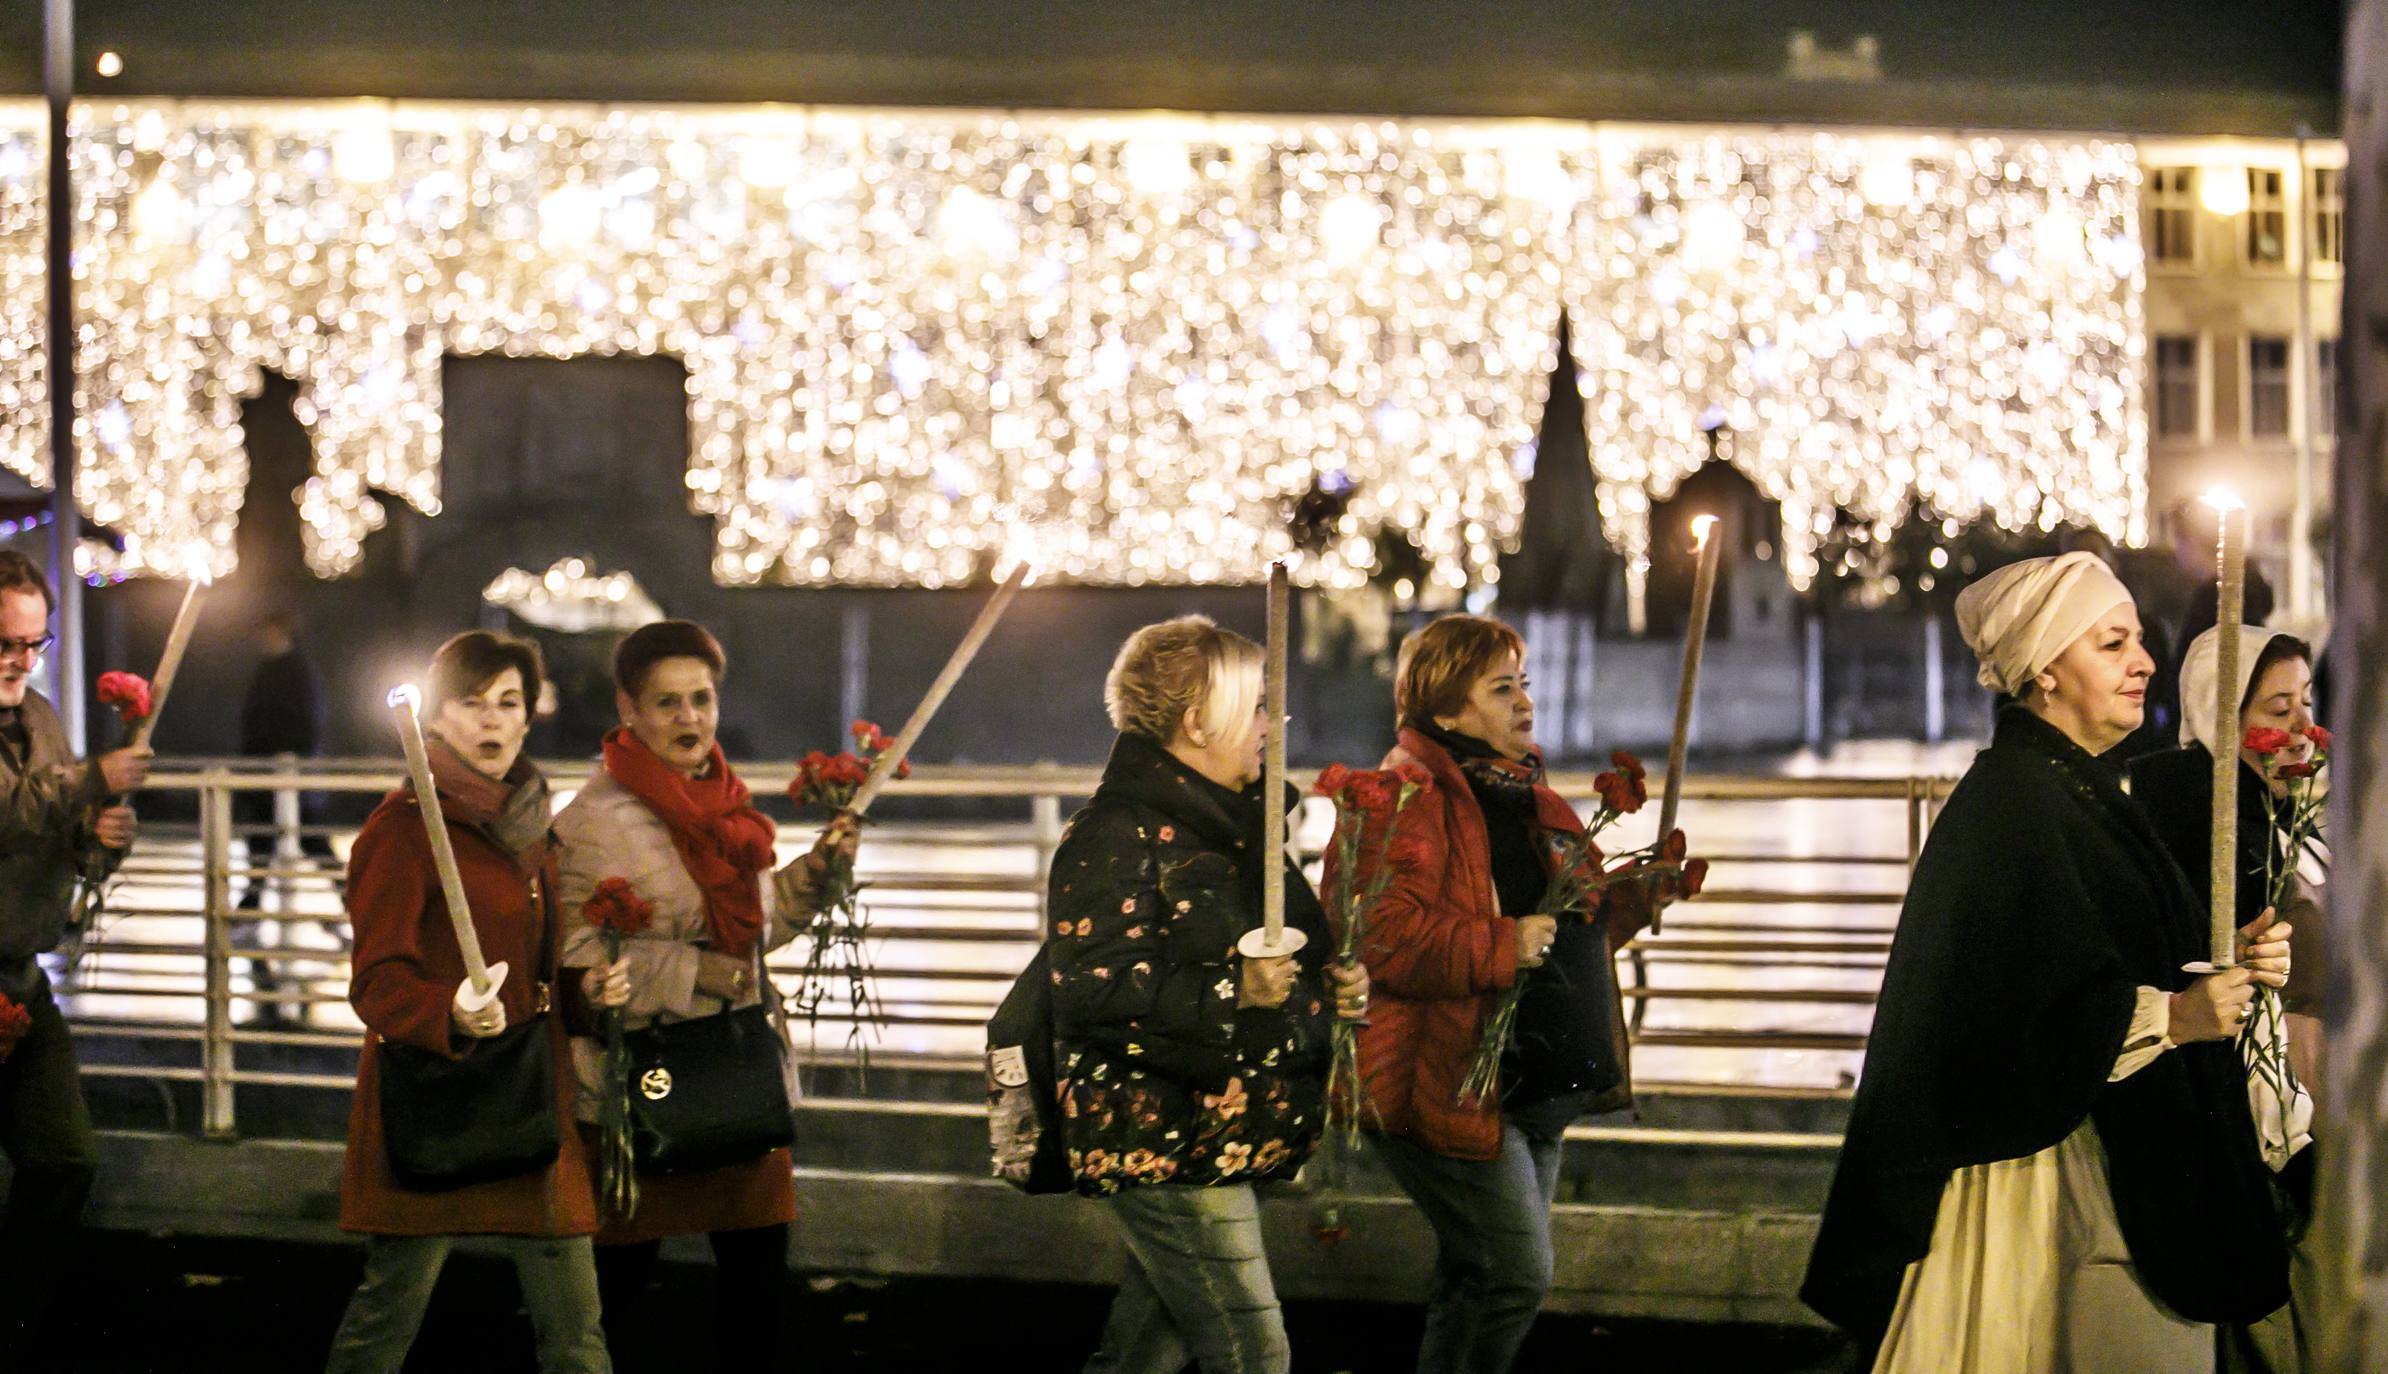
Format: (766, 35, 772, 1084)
(236, 611, 339, 1024)
(0, 550, 148, 1359)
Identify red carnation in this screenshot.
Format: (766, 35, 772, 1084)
(1594, 770, 1645, 816)
(2276, 761, 2317, 779)
(1679, 857, 1710, 898)
(852, 719, 895, 754)
(1610, 751, 1647, 782)
(1393, 763, 1434, 792)
(583, 877, 655, 936)
(97, 671, 152, 724)
(1313, 763, 1354, 799)
(0, 993, 34, 1063)
(1662, 828, 1688, 863)
(827, 753, 870, 787)
(2303, 726, 2332, 753)
(2243, 727, 2295, 756)
(1347, 772, 1397, 813)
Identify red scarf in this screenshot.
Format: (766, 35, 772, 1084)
(601, 728, 778, 957)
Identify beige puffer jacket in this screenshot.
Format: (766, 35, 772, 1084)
(553, 769, 810, 1121)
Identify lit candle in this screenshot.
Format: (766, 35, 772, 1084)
(1655, 514, 1721, 857)
(1238, 561, 1308, 959)
(845, 556, 1034, 818)
(387, 685, 502, 999)
(2205, 489, 2246, 968)
(129, 554, 211, 750)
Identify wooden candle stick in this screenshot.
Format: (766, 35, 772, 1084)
(387, 685, 503, 1002)
(129, 556, 210, 750)
(1652, 514, 1722, 933)
(845, 557, 1033, 818)
(2204, 489, 2247, 968)
(1238, 562, 1307, 961)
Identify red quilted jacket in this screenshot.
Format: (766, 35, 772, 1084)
(1327, 728, 1637, 1161)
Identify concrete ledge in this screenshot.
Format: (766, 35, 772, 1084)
(68, 1131, 1824, 1326)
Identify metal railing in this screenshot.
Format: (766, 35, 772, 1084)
(59, 756, 1955, 1145)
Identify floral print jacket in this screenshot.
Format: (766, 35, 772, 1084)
(1048, 732, 1333, 1196)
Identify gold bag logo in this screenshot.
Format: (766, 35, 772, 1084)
(639, 1067, 674, 1101)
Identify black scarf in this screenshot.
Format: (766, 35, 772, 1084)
(1415, 721, 1549, 919)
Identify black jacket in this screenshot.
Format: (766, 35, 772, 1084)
(1047, 732, 1332, 1195)
(2129, 744, 2278, 934)
(1803, 708, 2285, 1352)
(240, 648, 324, 757)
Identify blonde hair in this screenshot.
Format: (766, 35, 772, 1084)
(1395, 614, 1527, 727)
(1104, 615, 1265, 751)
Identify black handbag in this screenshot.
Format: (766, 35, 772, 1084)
(378, 1018, 562, 1191)
(624, 997, 797, 1175)
(985, 943, 1071, 1194)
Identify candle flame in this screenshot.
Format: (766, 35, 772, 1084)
(993, 527, 1041, 586)
(1691, 514, 1718, 547)
(386, 683, 421, 711)
(2202, 487, 2245, 513)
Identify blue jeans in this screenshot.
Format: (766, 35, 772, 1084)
(1085, 1183, 1291, 1374)
(324, 1233, 610, 1374)
(1370, 1123, 1563, 1374)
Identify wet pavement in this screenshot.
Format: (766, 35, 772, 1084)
(38, 1228, 1858, 1373)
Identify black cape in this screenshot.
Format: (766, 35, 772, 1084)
(2129, 743, 2278, 936)
(1802, 708, 2285, 1352)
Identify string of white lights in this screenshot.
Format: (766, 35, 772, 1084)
(0, 103, 46, 495)
(52, 102, 2143, 591)
(1568, 129, 2145, 598)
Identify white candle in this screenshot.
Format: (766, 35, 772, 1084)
(845, 558, 1033, 818)
(130, 557, 209, 749)
(387, 685, 495, 995)
(2206, 490, 2246, 967)
(1656, 515, 1721, 841)
(1237, 562, 1307, 960)
(1262, 562, 1289, 944)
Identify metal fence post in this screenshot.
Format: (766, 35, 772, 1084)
(1904, 777, 1924, 875)
(1031, 782, 1063, 922)
(200, 773, 236, 1137)
(272, 752, 301, 913)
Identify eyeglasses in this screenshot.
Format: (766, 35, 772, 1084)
(0, 633, 55, 660)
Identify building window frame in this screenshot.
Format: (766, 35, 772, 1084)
(2247, 334, 2292, 439)
(2153, 333, 2204, 444)
(2315, 337, 2339, 440)
(2246, 167, 2289, 270)
(2145, 166, 2200, 270)
(2310, 165, 2345, 274)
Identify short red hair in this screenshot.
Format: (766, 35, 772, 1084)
(1394, 615, 1527, 728)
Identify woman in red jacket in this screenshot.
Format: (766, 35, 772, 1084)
(324, 632, 628, 1374)
(1332, 615, 1657, 1374)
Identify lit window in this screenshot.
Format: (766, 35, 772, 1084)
(2311, 167, 2344, 267)
(2247, 169, 2287, 266)
(2145, 168, 2197, 265)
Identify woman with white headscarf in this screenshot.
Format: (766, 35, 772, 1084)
(2131, 626, 2324, 1373)
(1802, 552, 2291, 1373)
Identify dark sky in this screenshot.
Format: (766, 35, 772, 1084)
(0, 1, 2347, 126)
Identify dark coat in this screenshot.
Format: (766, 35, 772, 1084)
(1047, 733, 1332, 1196)
(1327, 727, 1634, 1163)
(338, 792, 599, 1237)
(0, 689, 120, 970)
(1802, 708, 2285, 1353)
(2131, 743, 2328, 1017)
